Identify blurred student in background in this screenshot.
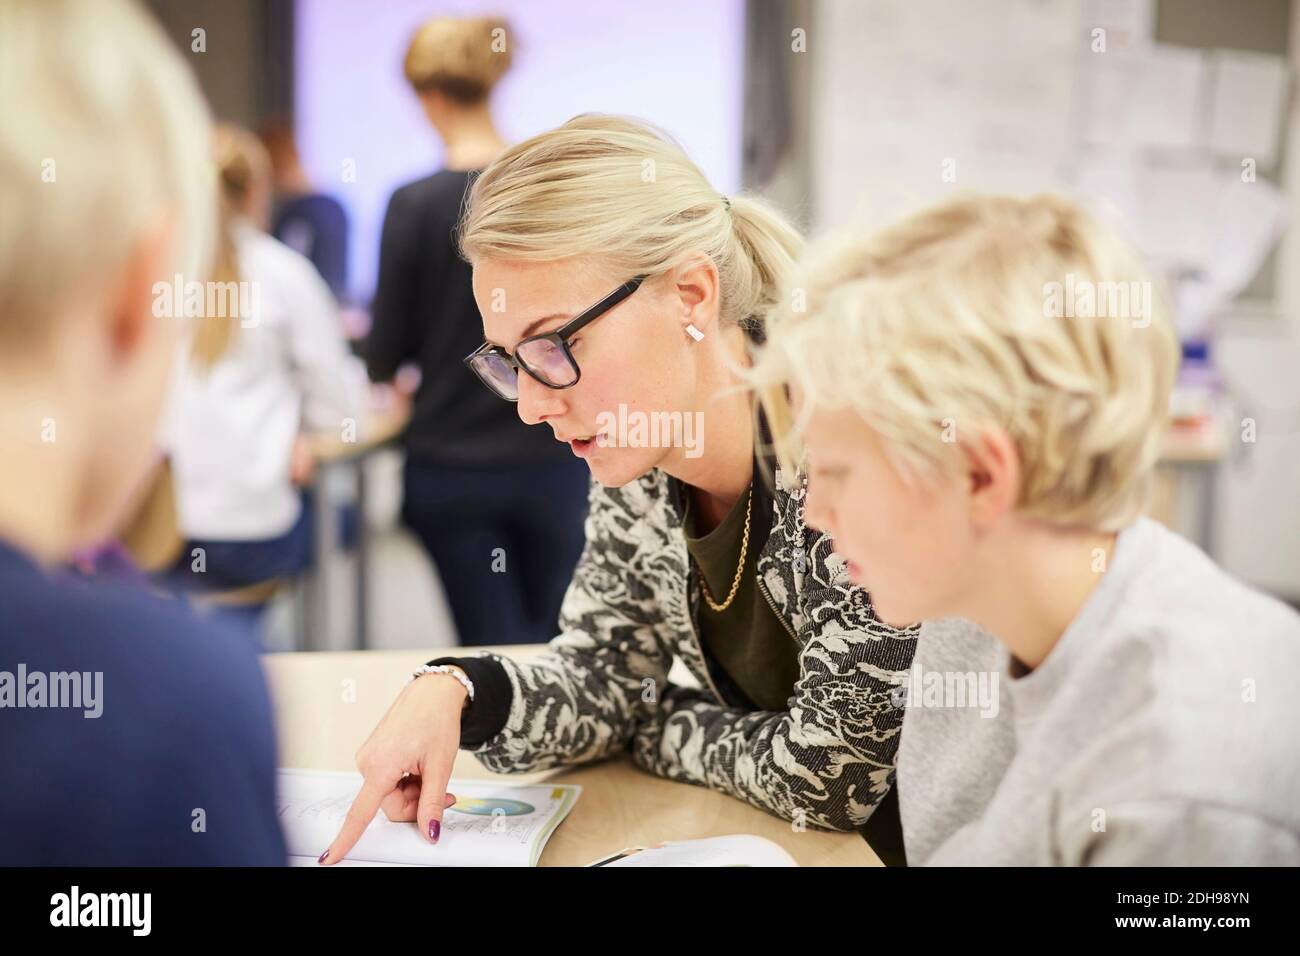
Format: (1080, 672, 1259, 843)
(0, 0, 283, 864)
(259, 116, 350, 302)
(162, 125, 363, 624)
(364, 16, 589, 647)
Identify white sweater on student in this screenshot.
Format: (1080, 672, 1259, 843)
(164, 223, 363, 542)
(900, 518, 1300, 866)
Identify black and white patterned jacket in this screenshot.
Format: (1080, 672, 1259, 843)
(444, 462, 920, 832)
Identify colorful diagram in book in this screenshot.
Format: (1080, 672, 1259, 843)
(278, 768, 580, 867)
(450, 797, 535, 816)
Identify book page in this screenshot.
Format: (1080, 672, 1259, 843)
(277, 769, 580, 867)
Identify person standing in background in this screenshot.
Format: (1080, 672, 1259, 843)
(259, 116, 351, 302)
(162, 125, 363, 629)
(365, 16, 588, 647)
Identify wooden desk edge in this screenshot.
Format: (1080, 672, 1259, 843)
(262, 647, 881, 867)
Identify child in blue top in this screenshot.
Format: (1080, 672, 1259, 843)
(0, 0, 284, 865)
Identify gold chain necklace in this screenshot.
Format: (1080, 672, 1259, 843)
(698, 486, 753, 612)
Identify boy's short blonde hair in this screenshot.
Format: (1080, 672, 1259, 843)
(750, 193, 1180, 532)
(0, 0, 214, 352)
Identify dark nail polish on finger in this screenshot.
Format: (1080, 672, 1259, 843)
(429, 819, 440, 844)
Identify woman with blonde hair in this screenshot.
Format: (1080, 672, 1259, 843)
(322, 112, 920, 863)
(366, 15, 590, 648)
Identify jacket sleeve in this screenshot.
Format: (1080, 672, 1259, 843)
(458, 480, 675, 772)
(629, 532, 919, 832)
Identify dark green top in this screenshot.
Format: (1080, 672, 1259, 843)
(681, 466, 801, 712)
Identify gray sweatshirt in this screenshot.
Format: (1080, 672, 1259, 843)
(898, 616, 1015, 864)
(899, 518, 1300, 866)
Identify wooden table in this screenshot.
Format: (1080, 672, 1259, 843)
(263, 645, 881, 867)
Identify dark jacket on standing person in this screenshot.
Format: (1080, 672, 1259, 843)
(365, 169, 573, 466)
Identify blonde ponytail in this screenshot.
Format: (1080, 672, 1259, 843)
(191, 125, 268, 370)
(725, 194, 804, 332)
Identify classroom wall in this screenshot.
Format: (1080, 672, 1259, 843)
(804, 0, 1300, 599)
(808, 0, 1079, 233)
(1204, 0, 1300, 601)
(145, 0, 292, 129)
(293, 0, 746, 305)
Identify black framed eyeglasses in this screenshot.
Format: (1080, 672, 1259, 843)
(463, 275, 647, 402)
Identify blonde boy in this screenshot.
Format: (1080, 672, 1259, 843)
(0, 0, 283, 864)
(751, 194, 1300, 865)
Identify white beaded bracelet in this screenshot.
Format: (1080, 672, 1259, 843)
(409, 664, 475, 703)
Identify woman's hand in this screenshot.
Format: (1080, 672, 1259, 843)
(318, 671, 469, 865)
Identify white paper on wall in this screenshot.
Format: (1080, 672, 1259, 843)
(1073, 152, 1141, 238)
(1176, 173, 1288, 336)
(1207, 50, 1290, 168)
(1080, 0, 1154, 53)
(812, 0, 1079, 231)
(1073, 154, 1287, 338)
(1082, 46, 1206, 150)
(1131, 158, 1218, 272)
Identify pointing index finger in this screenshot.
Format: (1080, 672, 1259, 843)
(319, 773, 397, 865)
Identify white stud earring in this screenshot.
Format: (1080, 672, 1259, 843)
(685, 324, 704, 342)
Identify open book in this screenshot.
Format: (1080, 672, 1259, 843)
(278, 769, 580, 867)
(588, 834, 799, 867)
